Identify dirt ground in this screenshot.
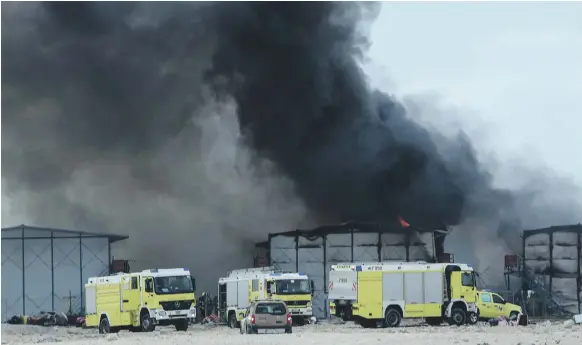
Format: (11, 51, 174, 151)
(2, 320, 580, 345)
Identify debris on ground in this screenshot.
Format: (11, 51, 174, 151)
(488, 313, 527, 327)
(200, 314, 220, 327)
(6, 312, 69, 327)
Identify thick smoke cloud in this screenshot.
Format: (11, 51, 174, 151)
(2, 2, 580, 289)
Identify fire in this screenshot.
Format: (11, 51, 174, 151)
(398, 216, 410, 228)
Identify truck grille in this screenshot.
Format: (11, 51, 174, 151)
(285, 300, 309, 307)
(160, 300, 193, 311)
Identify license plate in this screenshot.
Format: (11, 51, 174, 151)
(258, 329, 284, 334)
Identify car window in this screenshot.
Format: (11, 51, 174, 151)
(492, 294, 504, 304)
(255, 302, 286, 315)
(480, 293, 492, 303)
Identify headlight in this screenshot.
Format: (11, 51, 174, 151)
(158, 311, 167, 316)
(307, 302, 312, 307)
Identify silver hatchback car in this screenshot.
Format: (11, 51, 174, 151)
(240, 300, 292, 334)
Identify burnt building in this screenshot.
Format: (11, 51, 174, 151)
(257, 221, 449, 318)
(522, 224, 582, 315)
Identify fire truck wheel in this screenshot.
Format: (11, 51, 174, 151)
(98, 317, 110, 334)
(228, 313, 237, 329)
(140, 313, 155, 332)
(450, 308, 466, 326)
(384, 308, 402, 328)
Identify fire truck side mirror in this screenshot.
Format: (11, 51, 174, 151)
(191, 276, 196, 291)
(310, 280, 315, 296)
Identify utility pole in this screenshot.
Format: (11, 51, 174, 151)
(63, 290, 77, 315)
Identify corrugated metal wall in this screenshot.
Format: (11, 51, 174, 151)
(269, 228, 436, 318)
(523, 225, 582, 314)
(1, 227, 112, 320)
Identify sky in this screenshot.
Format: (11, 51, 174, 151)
(365, 1, 582, 189)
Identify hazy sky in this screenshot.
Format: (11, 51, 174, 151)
(365, 1, 582, 189)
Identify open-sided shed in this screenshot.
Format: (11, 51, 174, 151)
(1, 225, 128, 321)
(267, 222, 445, 318)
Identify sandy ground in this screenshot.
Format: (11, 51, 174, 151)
(2, 320, 581, 345)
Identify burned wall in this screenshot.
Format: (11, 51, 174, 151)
(267, 222, 440, 318)
(523, 224, 582, 314)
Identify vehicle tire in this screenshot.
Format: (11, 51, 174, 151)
(228, 313, 237, 329)
(384, 308, 402, 328)
(450, 308, 466, 326)
(425, 317, 442, 326)
(175, 318, 189, 331)
(98, 317, 110, 334)
(140, 312, 155, 332)
(338, 307, 350, 322)
(467, 312, 478, 325)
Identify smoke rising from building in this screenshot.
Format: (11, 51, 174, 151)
(2, 2, 580, 289)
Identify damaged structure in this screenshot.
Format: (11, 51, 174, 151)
(520, 224, 582, 315)
(254, 221, 449, 319)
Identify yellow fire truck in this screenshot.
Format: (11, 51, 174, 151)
(218, 266, 315, 327)
(328, 262, 478, 327)
(84, 268, 197, 333)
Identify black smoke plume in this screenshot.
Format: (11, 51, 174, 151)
(2, 2, 580, 289)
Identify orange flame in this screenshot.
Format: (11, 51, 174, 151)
(398, 216, 410, 228)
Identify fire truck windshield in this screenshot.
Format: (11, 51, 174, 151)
(275, 279, 310, 295)
(154, 275, 194, 295)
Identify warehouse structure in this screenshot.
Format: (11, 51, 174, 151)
(263, 222, 449, 318)
(1, 225, 128, 321)
(522, 224, 582, 315)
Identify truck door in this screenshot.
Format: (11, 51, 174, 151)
(143, 276, 155, 307)
(357, 272, 382, 319)
(125, 275, 141, 311)
(450, 271, 476, 303)
(460, 272, 477, 303)
(477, 292, 495, 318)
(491, 294, 506, 318)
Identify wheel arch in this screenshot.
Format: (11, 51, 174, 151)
(445, 299, 468, 317)
(382, 301, 405, 317)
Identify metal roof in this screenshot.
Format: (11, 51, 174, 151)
(270, 221, 448, 238)
(523, 223, 582, 237)
(1, 224, 129, 243)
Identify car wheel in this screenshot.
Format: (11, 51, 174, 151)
(467, 312, 478, 325)
(98, 317, 110, 334)
(450, 308, 466, 326)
